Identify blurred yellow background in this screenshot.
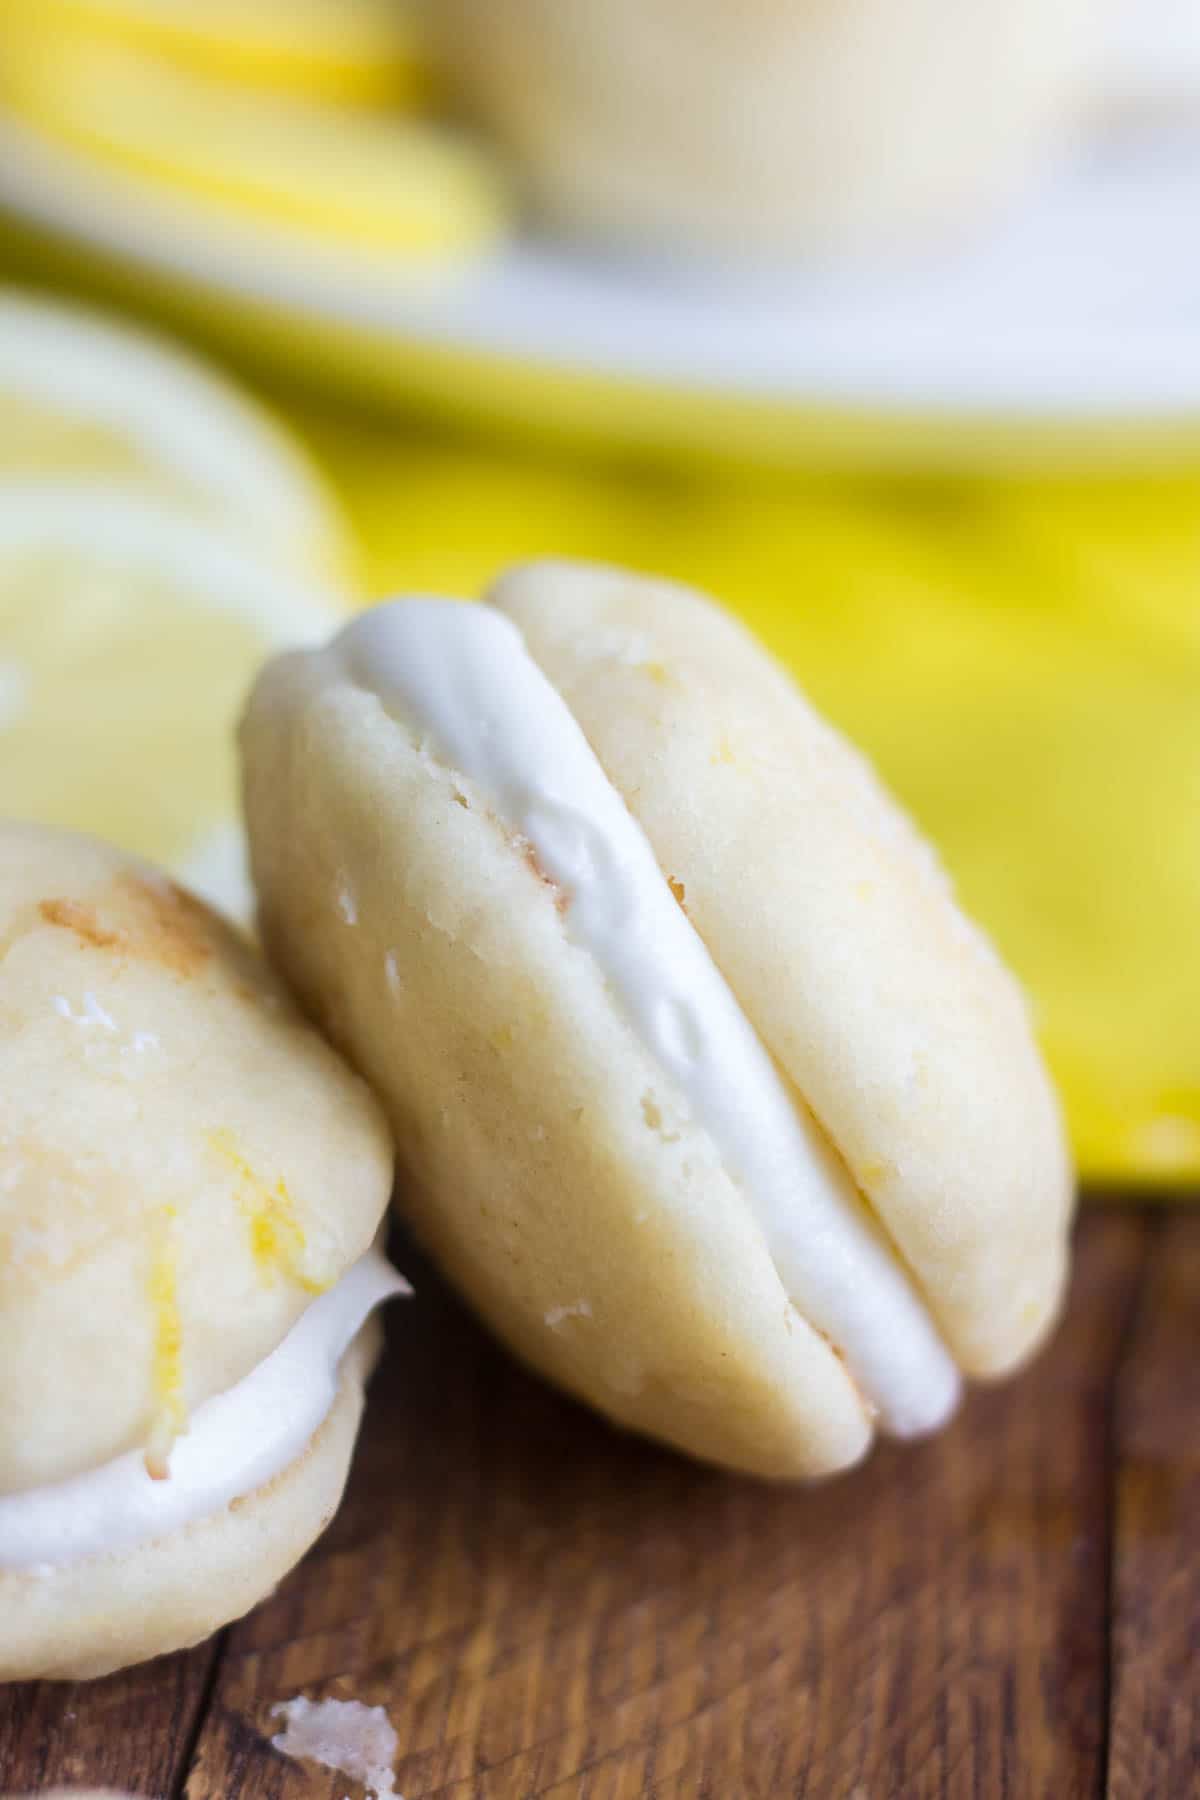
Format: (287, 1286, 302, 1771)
(0, 0, 1197, 1189)
(303, 412, 1200, 1191)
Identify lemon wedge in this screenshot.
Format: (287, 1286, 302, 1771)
(0, 481, 341, 919)
(0, 0, 427, 104)
(2, 36, 508, 261)
(0, 288, 351, 583)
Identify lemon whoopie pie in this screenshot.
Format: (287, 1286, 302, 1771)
(0, 823, 404, 1679)
(241, 560, 1073, 1481)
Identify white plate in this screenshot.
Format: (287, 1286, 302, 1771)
(1, 109, 1199, 466)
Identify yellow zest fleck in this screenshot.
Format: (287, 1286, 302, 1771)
(145, 1203, 184, 1479)
(712, 736, 736, 766)
(1129, 1113, 1200, 1172)
(641, 661, 671, 686)
(209, 1128, 329, 1295)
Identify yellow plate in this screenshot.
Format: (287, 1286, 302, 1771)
(0, 107, 1197, 471)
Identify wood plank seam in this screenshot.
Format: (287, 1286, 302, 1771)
(1098, 1209, 1161, 1800)
(172, 1628, 231, 1800)
(1105, 1208, 1200, 1800)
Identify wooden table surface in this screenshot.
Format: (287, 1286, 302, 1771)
(2, 1205, 1197, 1800)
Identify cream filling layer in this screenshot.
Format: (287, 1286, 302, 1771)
(333, 599, 960, 1436)
(0, 1246, 406, 1571)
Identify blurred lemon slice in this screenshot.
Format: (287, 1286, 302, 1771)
(0, 289, 351, 583)
(2, 36, 508, 260)
(0, 481, 341, 919)
(0, 0, 427, 104)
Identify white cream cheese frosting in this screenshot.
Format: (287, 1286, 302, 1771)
(0, 1246, 406, 1570)
(332, 599, 960, 1436)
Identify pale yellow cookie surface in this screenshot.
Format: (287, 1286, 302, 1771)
(242, 651, 869, 1478)
(497, 561, 1074, 1376)
(0, 822, 392, 1493)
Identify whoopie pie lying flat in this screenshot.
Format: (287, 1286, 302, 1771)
(0, 823, 405, 1680)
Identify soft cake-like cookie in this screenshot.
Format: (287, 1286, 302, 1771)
(241, 560, 1073, 1479)
(0, 823, 404, 1680)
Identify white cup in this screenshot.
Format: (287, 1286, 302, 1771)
(428, 0, 1113, 262)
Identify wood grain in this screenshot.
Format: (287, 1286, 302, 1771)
(0, 1638, 218, 1798)
(0, 1209, 1193, 1800)
(1107, 1211, 1200, 1800)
